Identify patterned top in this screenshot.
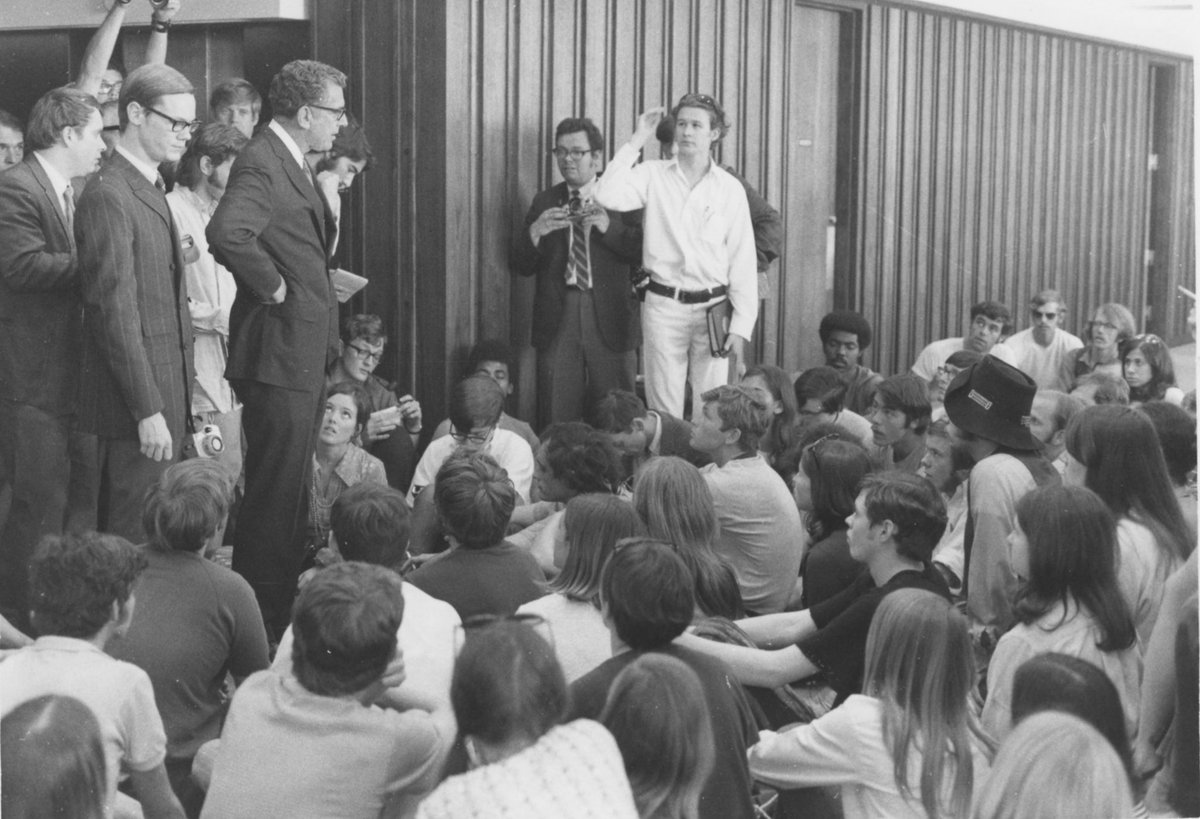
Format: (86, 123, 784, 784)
(308, 444, 386, 547)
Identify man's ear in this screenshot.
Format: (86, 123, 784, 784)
(631, 417, 647, 433)
(1049, 428, 1066, 448)
(198, 155, 214, 176)
(724, 425, 743, 447)
(875, 518, 898, 543)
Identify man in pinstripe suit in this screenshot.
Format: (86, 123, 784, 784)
(75, 64, 196, 543)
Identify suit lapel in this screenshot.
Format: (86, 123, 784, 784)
(265, 130, 330, 246)
(108, 152, 173, 230)
(24, 157, 72, 244)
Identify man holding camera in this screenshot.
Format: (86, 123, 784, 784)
(509, 117, 643, 429)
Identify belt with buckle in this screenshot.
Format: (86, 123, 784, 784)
(643, 279, 728, 305)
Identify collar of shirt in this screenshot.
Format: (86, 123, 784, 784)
(30, 634, 103, 654)
(31, 151, 71, 201)
(568, 176, 597, 203)
(646, 410, 664, 455)
(269, 119, 308, 170)
(114, 144, 162, 185)
(172, 184, 218, 218)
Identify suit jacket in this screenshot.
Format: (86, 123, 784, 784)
(0, 157, 81, 414)
(75, 151, 193, 442)
(207, 128, 339, 392)
(656, 411, 712, 468)
(509, 181, 642, 351)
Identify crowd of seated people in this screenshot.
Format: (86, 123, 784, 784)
(1, 14, 1197, 817)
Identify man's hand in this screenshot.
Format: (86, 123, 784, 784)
(581, 207, 609, 234)
(365, 407, 401, 442)
(138, 412, 173, 462)
(151, 0, 182, 23)
(398, 395, 423, 434)
(723, 332, 748, 378)
(379, 652, 407, 690)
(529, 206, 572, 246)
(267, 279, 287, 305)
(631, 107, 667, 148)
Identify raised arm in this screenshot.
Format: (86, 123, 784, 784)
(593, 107, 665, 212)
(144, 0, 182, 66)
(76, 0, 130, 97)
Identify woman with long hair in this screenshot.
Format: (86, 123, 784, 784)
(1060, 302, 1137, 389)
(631, 456, 744, 619)
(1122, 333, 1185, 405)
(741, 364, 801, 474)
(982, 485, 1141, 740)
(417, 620, 637, 818)
(1064, 404, 1192, 644)
(599, 654, 715, 819)
(1139, 400, 1198, 538)
(971, 712, 1134, 819)
(791, 434, 872, 607)
(748, 589, 993, 819)
(1, 695, 107, 819)
(517, 494, 646, 682)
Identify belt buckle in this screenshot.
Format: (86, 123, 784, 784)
(671, 286, 683, 302)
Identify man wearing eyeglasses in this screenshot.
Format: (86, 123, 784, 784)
(75, 63, 197, 544)
(994, 289, 1083, 391)
(594, 94, 757, 421)
(509, 117, 643, 429)
(207, 59, 351, 636)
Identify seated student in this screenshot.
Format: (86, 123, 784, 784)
(432, 339, 539, 451)
(202, 563, 454, 819)
(793, 366, 874, 448)
(971, 712, 1134, 819)
(327, 314, 424, 492)
(1070, 370, 1130, 406)
(570, 539, 762, 819)
(866, 374, 931, 474)
(598, 654, 715, 819)
(407, 452, 544, 619)
(927, 349, 983, 422)
(1028, 389, 1085, 476)
(409, 374, 534, 506)
(416, 620, 637, 819)
(675, 473, 950, 707)
(517, 494, 646, 682)
(590, 387, 711, 475)
(741, 364, 801, 476)
(1139, 400, 1198, 538)
(1122, 333, 1185, 406)
(749, 589, 994, 819)
(1, 694, 107, 819)
(919, 420, 973, 597)
(816, 309, 885, 416)
(692, 385, 804, 614)
(0, 533, 184, 819)
(274, 483, 461, 711)
(910, 300, 1017, 381)
(106, 460, 269, 815)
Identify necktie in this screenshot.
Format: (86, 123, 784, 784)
(62, 184, 74, 236)
(567, 191, 591, 289)
(155, 173, 166, 194)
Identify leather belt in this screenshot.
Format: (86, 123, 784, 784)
(643, 280, 728, 305)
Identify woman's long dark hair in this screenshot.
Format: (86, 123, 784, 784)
(1013, 485, 1136, 652)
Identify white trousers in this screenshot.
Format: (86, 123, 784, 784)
(641, 291, 730, 420)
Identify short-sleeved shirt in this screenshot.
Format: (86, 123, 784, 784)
(0, 636, 168, 813)
(799, 565, 950, 704)
(407, 429, 534, 506)
(201, 671, 444, 819)
(107, 549, 269, 760)
(406, 542, 545, 620)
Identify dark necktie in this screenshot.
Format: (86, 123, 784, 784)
(567, 191, 591, 290)
(62, 183, 74, 236)
(154, 173, 166, 194)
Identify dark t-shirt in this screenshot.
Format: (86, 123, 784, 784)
(799, 563, 949, 704)
(406, 541, 544, 620)
(570, 644, 761, 819)
(799, 528, 865, 609)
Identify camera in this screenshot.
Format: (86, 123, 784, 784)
(192, 424, 225, 458)
(567, 196, 587, 222)
(149, 0, 170, 8)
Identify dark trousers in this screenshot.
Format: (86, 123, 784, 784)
(0, 401, 98, 626)
(537, 289, 636, 428)
(367, 431, 418, 494)
(93, 435, 176, 543)
(231, 379, 323, 637)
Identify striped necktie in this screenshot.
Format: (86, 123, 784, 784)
(62, 184, 74, 236)
(567, 191, 591, 290)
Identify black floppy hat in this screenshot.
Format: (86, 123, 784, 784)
(943, 355, 1038, 451)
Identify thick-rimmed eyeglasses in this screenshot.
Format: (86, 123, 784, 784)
(346, 343, 382, 363)
(143, 105, 201, 135)
(308, 103, 348, 123)
(450, 427, 495, 446)
(549, 148, 592, 161)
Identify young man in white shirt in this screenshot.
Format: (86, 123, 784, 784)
(594, 94, 757, 419)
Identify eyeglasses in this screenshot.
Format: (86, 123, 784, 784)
(346, 343, 382, 363)
(1031, 310, 1059, 320)
(308, 103, 347, 123)
(143, 105, 202, 135)
(450, 426, 495, 446)
(550, 148, 593, 161)
(802, 432, 840, 457)
(102, 125, 120, 133)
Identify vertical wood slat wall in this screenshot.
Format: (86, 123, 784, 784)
(856, 4, 1193, 376)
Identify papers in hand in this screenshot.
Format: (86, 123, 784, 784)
(331, 268, 368, 303)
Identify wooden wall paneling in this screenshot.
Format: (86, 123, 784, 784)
(0, 31, 73, 117)
(762, 0, 790, 365)
(478, 0, 515, 344)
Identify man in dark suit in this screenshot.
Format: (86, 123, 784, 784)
(590, 389, 711, 477)
(207, 60, 345, 634)
(0, 87, 106, 624)
(75, 64, 196, 545)
(510, 117, 642, 429)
